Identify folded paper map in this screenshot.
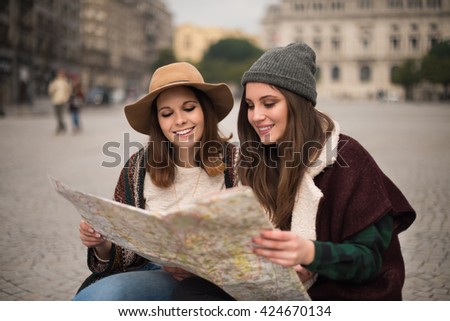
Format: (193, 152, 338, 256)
(50, 176, 310, 301)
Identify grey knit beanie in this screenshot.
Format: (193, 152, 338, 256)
(241, 42, 317, 106)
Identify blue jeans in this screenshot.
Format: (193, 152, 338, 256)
(73, 263, 178, 301)
(70, 110, 80, 130)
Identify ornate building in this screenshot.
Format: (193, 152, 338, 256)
(261, 0, 450, 101)
(174, 23, 261, 63)
(0, 0, 172, 107)
(0, 0, 81, 107)
(80, 0, 172, 98)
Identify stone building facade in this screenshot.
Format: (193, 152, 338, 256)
(0, 0, 81, 107)
(0, 0, 172, 107)
(80, 0, 172, 100)
(174, 23, 261, 63)
(261, 0, 450, 101)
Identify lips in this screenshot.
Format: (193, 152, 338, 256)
(257, 125, 274, 136)
(173, 126, 194, 137)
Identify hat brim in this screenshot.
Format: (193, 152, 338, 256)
(124, 81, 234, 135)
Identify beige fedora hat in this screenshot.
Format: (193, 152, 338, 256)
(124, 62, 234, 134)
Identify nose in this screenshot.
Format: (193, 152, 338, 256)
(174, 111, 187, 126)
(250, 105, 266, 123)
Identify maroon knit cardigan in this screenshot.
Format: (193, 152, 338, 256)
(308, 135, 416, 300)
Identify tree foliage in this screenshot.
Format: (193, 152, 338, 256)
(391, 59, 421, 100)
(199, 38, 264, 84)
(151, 49, 177, 71)
(421, 40, 450, 98)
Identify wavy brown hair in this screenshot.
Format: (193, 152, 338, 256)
(237, 86, 334, 230)
(146, 86, 230, 188)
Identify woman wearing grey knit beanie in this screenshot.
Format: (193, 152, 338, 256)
(174, 43, 416, 301)
(238, 43, 415, 300)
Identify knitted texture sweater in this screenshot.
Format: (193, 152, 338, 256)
(77, 143, 239, 292)
(308, 134, 416, 300)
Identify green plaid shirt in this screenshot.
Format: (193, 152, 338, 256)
(305, 214, 393, 284)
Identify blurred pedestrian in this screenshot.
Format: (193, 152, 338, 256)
(48, 69, 72, 135)
(69, 77, 84, 134)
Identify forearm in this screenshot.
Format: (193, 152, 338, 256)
(93, 242, 112, 261)
(305, 215, 393, 284)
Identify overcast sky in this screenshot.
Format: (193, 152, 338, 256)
(165, 0, 280, 35)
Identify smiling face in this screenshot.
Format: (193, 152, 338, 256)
(245, 82, 288, 145)
(156, 86, 205, 149)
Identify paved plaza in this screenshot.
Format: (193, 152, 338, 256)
(0, 98, 449, 301)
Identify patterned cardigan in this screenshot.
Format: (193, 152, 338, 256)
(77, 143, 239, 293)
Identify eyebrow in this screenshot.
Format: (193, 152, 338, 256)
(246, 95, 278, 102)
(158, 100, 198, 111)
(259, 95, 278, 100)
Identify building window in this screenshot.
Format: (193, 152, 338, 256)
(429, 36, 439, 48)
(390, 36, 401, 50)
(358, 0, 373, 8)
(331, 1, 345, 10)
(390, 65, 400, 82)
(426, 0, 442, 9)
(313, 38, 322, 50)
(331, 65, 340, 81)
(361, 37, 370, 50)
(313, 2, 324, 10)
(295, 3, 305, 11)
(409, 35, 420, 50)
(332, 38, 341, 51)
(360, 66, 371, 82)
(388, 0, 404, 8)
(407, 0, 423, 8)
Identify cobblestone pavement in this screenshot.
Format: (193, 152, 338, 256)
(0, 98, 449, 301)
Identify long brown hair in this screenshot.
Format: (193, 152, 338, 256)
(147, 86, 230, 188)
(237, 86, 334, 230)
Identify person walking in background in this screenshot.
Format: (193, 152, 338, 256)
(174, 43, 416, 301)
(68, 76, 84, 134)
(48, 69, 71, 135)
(72, 62, 238, 300)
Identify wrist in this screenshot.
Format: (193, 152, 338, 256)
(302, 240, 315, 265)
(93, 247, 110, 263)
(93, 242, 112, 262)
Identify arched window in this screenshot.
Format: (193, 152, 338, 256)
(331, 65, 340, 81)
(390, 65, 400, 82)
(360, 66, 371, 82)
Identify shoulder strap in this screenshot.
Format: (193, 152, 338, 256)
(223, 142, 239, 188)
(123, 147, 147, 208)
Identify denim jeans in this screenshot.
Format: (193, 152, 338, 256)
(73, 263, 178, 301)
(70, 110, 80, 130)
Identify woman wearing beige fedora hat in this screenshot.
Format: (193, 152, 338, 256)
(73, 62, 239, 300)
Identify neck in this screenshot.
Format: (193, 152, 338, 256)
(173, 145, 198, 168)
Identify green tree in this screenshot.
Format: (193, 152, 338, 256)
(391, 59, 422, 101)
(421, 40, 450, 99)
(199, 38, 264, 84)
(151, 49, 177, 71)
